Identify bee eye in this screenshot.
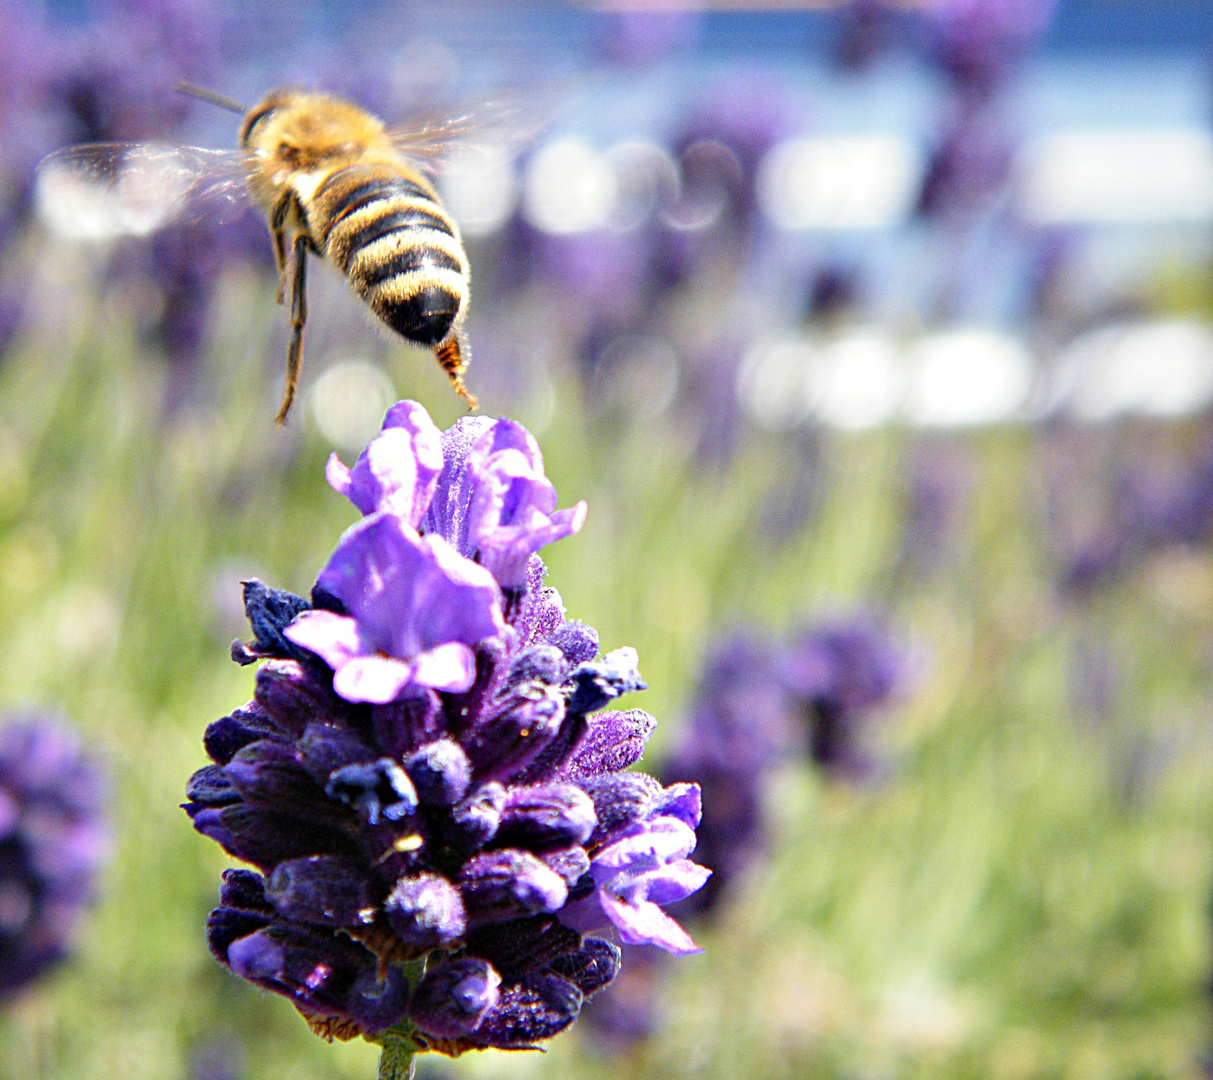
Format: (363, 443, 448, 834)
(240, 104, 277, 144)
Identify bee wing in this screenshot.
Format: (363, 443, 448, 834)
(35, 143, 253, 241)
(388, 82, 582, 171)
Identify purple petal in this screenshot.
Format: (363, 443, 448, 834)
(326, 400, 445, 525)
(283, 610, 364, 671)
(315, 513, 504, 659)
(629, 859, 712, 907)
(597, 892, 702, 955)
(331, 654, 417, 705)
(656, 783, 702, 829)
(591, 816, 698, 879)
(410, 642, 477, 693)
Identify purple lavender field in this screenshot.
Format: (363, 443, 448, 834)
(0, 1, 1210, 1078)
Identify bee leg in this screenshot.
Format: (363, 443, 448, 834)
(271, 228, 288, 304)
(269, 193, 293, 305)
(275, 234, 309, 426)
(434, 333, 478, 411)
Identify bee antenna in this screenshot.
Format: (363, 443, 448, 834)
(174, 82, 246, 115)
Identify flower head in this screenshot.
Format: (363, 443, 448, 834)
(186, 401, 706, 1058)
(0, 714, 108, 999)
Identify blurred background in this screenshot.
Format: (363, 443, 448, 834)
(0, 0, 1212, 1076)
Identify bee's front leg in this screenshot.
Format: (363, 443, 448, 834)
(276, 234, 309, 426)
(268, 191, 297, 305)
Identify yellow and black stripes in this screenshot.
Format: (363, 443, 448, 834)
(313, 164, 467, 348)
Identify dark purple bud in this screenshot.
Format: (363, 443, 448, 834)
(295, 723, 376, 785)
(383, 873, 466, 948)
(218, 868, 273, 914)
(265, 856, 379, 927)
(405, 740, 471, 806)
(464, 691, 564, 783)
(506, 645, 566, 687)
(459, 849, 568, 922)
(224, 740, 330, 821)
(203, 705, 285, 766)
(192, 804, 356, 871)
(443, 783, 506, 850)
(465, 914, 582, 979)
(471, 973, 583, 1049)
(225, 927, 409, 1033)
(565, 648, 646, 716)
(254, 662, 345, 738)
(550, 937, 621, 997)
(540, 845, 590, 886)
(206, 907, 270, 962)
(514, 713, 588, 785)
(497, 784, 596, 849)
(235, 580, 312, 664)
(184, 765, 239, 809)
(372, 690, 444, 760)
(577, 772, 662, 841)
(558, 709, 656, 779)
(325, 759, 417, 825)
(410, 958, 501, 1039)
(546, 621, 599, 668)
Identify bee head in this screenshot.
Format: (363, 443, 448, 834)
(239, 90, 300, 148)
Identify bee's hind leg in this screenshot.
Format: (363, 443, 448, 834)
(435, 333, 478, 411)
(275, 234, 308, 426)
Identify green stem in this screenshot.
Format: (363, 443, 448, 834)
(376, 1040, 416, 1080)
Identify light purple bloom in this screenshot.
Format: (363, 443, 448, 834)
(561, 789, 709, 956)
(425, 417, 587, 590)
(284, 513, 504, 703)
(325, 400, 444, 528)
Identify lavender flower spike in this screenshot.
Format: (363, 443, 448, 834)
(0, 714, 109, 1000)
(187, 400, 707, 1070)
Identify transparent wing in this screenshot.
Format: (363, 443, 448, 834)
(388, 81, 585, 171)
(35, 143, 253, 240)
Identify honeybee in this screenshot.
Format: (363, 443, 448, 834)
(37, 84, 494, 423)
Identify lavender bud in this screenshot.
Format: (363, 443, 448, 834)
(203, 706, 285, 765)
(383, 873, 466, 947)
(459, 850, 568, 922)
(540, 846, 590, 886)
(564, 648, 647, 716)
(296, 723, 376, 784)
(577, 772, 663, 841)
(497, 784, 597, 849)
(223, 741, 329, 821)
(184, 765, 239, 809)
(471, 973, 583, 1048)
(217, 868, 273, 914)
(442, 783, 506, 850)
(464, 692, 564, 783)
(239, 580, 311, 662)
(266, 856, 379, 927)
(464, 914, 582, 979)
(325, 759, 418, 825)
(547, 622, 599, 667)
(405, 740, 471, 806)
(411, 958, 501, 1038)
(550, 938, 621, 997)
(559, 709, 656, 779)
(505, 645, 566, 687)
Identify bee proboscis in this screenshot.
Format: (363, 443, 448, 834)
(36, 85, 510, 423)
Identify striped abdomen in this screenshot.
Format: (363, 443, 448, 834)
(313, 163, 467, 347)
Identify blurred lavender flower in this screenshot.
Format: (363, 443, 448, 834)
(779, 617, 905, 778)
(921, 0, 1057, 100)
(596, 9, 702, 67)
(0, 714, 108, 1000)
(662, 634, 790, 916)
(185, 401, 708, 1063)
